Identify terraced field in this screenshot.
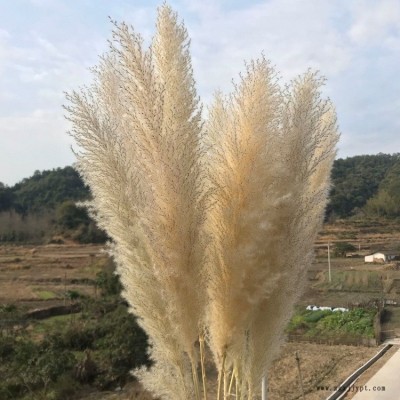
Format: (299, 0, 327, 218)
(0, 244, 107, 306)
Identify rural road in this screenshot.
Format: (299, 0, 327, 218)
(352, 344, 400, 399)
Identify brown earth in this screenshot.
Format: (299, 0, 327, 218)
(78, 342, 379, 400)
(0, 244, 107, 304)
(268, 342, 379, 400)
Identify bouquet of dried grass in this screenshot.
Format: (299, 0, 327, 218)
(65, 4, 339, 399)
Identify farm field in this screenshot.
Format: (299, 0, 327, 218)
(1, 220, 400, 399)
(0, 244, 107, 306)
(3, 220, 400, 310)
(299, 221, 400, 313)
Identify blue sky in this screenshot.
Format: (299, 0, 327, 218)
(1, 0, 399, 185)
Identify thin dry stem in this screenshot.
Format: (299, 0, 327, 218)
(199, 334, 208, 400)
(217, 353, 226, 400)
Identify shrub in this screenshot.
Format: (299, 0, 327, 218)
(334, 241, 356, 257)
(0, 336, 16, 360)
(61, 326, 96, 351)
(303, 310, 331, 323)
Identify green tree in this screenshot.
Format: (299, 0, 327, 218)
(12, 339, 76, 398)
(95, 260, 122, 296)
(327, 154, 398, 218)
(334, 242, 356, 257)
(12, 166, 89, 215)
(0, 183, 14, 212)
(366, 159, 400, 217)
(56, 200, 90, 229)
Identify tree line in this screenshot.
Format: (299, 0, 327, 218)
(1, 152, 400, 243)
(327, 153, 400, 219)
(0, 167, 105, 243)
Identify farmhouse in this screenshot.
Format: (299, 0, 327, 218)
(364, 251, 400, 263)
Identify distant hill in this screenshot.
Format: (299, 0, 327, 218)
(0, 167, 89, 215)
(327, 153, 400, 219)
(0, 167, 104, 244)
(1, 153, 400, 243)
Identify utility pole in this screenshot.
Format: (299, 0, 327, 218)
(64, 272, 67, 306)
(328, 242, 332, 283)
(295, 351, 305, 400)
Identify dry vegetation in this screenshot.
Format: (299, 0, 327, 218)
(64, 3, 340, 397)
(0, 244, 106, 305)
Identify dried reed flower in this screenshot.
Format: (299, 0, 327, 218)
(65, 4, 339, 399)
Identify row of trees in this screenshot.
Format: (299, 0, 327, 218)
(0, 167, 89, 215)
(365, 160, 400, 217)
(3, 154, 400, 226)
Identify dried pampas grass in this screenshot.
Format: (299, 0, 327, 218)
(65, 3, 339, 399)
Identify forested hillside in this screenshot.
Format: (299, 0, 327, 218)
(327, 153, 400, 218)
(0, 167, 104, 243)
(1, 153, 400, 243)
(365, 159, 400, 217)
(0, 167, 89, 214)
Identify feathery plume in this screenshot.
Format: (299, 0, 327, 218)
(65, 4, 339, 399)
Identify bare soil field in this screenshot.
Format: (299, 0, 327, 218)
(268, 342, 378, 400)
(0, 244, 107, 304)
(80, 342, 379, 400)
(2, 220, 400, 309)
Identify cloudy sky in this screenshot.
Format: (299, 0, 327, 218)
(0, 0, 399, 185)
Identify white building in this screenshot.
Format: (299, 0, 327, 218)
(364, 251, 399, 263)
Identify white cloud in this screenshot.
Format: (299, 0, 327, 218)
(0, 29, 12, 69)
(349, 0, 400, 45)
(178, 0, 352, 108)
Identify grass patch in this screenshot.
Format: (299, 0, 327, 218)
(32, 314, 76, 334)
(83, 258, 107, 275)
(35, 289, 57, 300)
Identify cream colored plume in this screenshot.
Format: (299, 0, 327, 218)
(65, 4, 339, 399)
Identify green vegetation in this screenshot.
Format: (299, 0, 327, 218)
(33, 314, 73, 335)
(0, 263, 149, 399)
(35, 290, 58, 300)
(6, 167, 89, 215)
(365, 160, 400, 217)
(327, 153, 399, 219)
(287, 308, 376, 339)
(0, 167, 106, 244)
(333, 241, 356, 257)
